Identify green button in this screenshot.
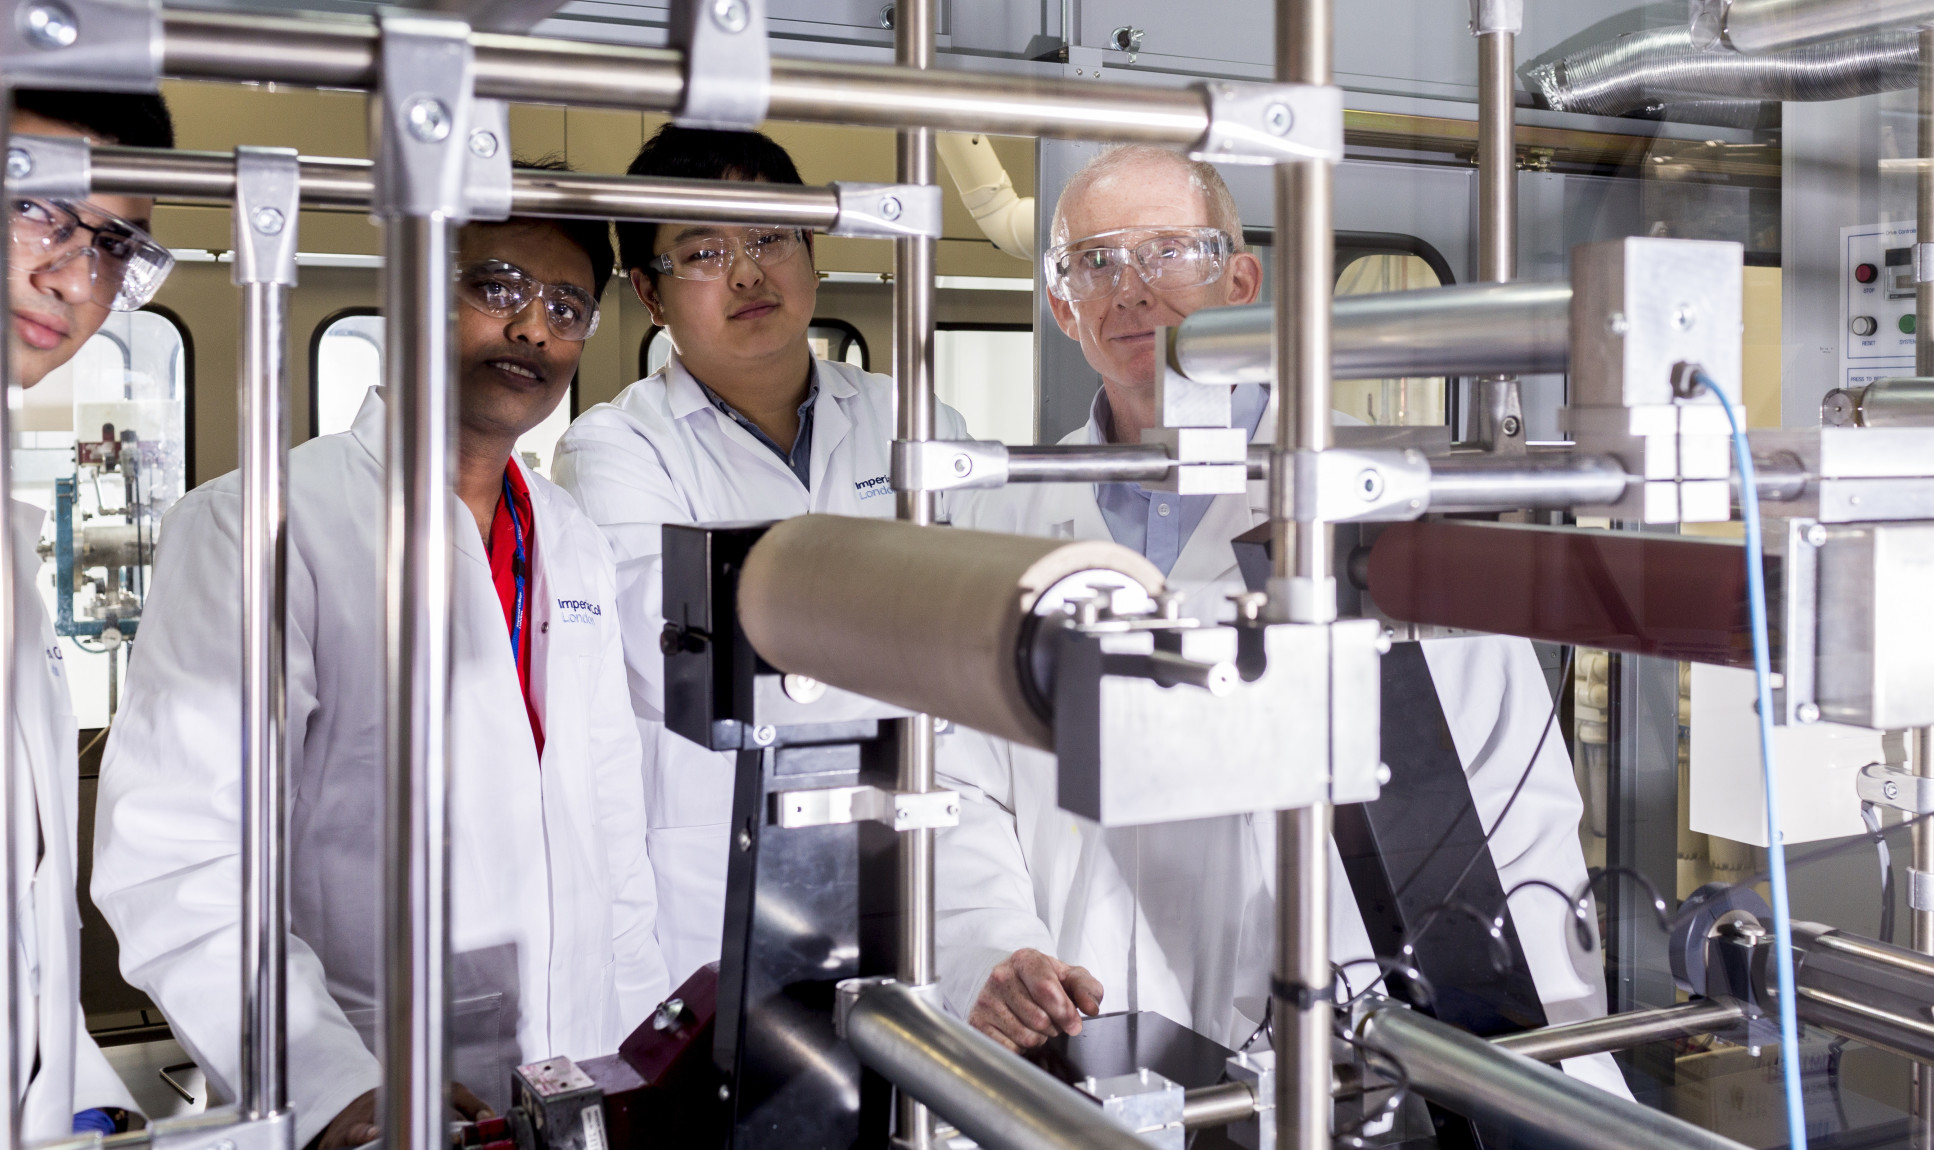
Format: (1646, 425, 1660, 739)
(1904, 314, 1918, 335)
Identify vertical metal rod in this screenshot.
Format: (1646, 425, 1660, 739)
(892, 0, 937, 1146)
(238, 277, 291, 1119)
(1918, 25, 1934, 377)
(1474, 27, 1523, 453)
(1271, 0, 1334, 1147)
(1912, 726, 1934, 1150)
(0, 82, 22, 1150)
(380, 213, 457, 1150)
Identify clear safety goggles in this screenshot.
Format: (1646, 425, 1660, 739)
(458, 259, 601, 342)
(11, 197, 174, 312)
(1044, 225, 1234, 303)
(648, 227, 805, 281)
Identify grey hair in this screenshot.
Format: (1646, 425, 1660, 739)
(1050, 145, 1246, 251)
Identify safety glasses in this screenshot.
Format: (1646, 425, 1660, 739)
(458, 259, 601, 342)
(11, 197, 174, 312)
(649, 227, 805, 281)
(1044, 225, 1234, 303)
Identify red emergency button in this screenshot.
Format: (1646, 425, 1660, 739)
(1856, 262, 1879, 284)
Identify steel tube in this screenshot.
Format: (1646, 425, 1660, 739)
(1006, 444, 1173, 483)
(1782, 922, 1934, 1065)
(1724, 0, 1934, 54)
(1474, 28, 1522, 453)
(1846, 376, 1934, 425)
(379, 213, 455, 1150)
(1357, 1004, 1752, 1150)
(1181, 1083, 1258, 1130)
(1424, 453, 1630, 511)
(1493, 1000, 1745, 1062)
(1911, 729, 1934, 1145)
(843, 982, 1149, 1150)
(237, 278, 291, 1120)
(160, 10, 1209, 143)
(0, 83, 21, 1150)
(1919, 27, 1934, 378)
(1172, 283, 1573, 385)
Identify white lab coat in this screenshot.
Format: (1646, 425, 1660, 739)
(553, 352, 971, 989)
(93, 391, 669, 1148)
(9, 500, 138, 1141)
(942, 396, 1628, 1095)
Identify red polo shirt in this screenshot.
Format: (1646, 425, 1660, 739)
(489, 462, 543, 757)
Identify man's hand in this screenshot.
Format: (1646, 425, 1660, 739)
(968, 948, 1105, 1053)
(312, 1085, 496, 1150)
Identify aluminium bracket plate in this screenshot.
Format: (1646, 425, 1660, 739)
(233, 146, 301, 288)
(671, 0, 770, 129)
(1468, 0, 1524, 34)
(6, 132, 87, 200)
(829, 181, 942, 239)
(0, 0, 159, 93)
(1856, 762, 1934, 815)
(1190, 81, 1343, 166)
(773, 784, 960, 831)
(375, 13, 484, 220)
(891, 438, 1010, 492)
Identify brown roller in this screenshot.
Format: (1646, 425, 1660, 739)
(737, 515, 1165, 750)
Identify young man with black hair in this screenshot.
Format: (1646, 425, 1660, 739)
(95, 176, 671, 1150)
(553, 125, 973, 989)
(5, 87, 174, 1138)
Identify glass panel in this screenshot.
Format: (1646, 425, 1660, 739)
(16, 310, 187, 728)
(936, 327, 1035, 445)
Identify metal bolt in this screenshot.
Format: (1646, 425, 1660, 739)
(752, 724, 777, 746)
(895, 807, 909, 823)
(1375, 763, 1393, 786)
(652, 997, 686, 1030)
(737, 827, 753, 851)
(251, 207, 286, 236)
(1501, 414, 1522, 438)
(1377, 628, 1395, 654)
(878, 2, 894, 27)
(1673, 305, 1696, 331)
(1607, 312, 1630, 337)
(711, 0, 749, 32)
(879, 195, 902, 221)
(1357, 468, 1384, 501)
(1803, 523, 1827, 547)
(21, 1, 78, 49)
(468, 129, 500, 159)
(1886, 779, 1902, 801)
(718, 1084, 732, 1102)
(404, 96, 452, 144)
(946, 802, 959, 816)
(781, 673, 825, 704)
(1263, 102, 1294, 136)
(1797, 702, 1821, 724)
(5, 148, 30, 181)
(951, 453, 972, 477)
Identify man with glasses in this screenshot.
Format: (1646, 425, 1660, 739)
(5, 89, 172, 1140)
(95, 168, 671, 1150)
(553, 125, 972, 991)
(938, 145, 1622, 1095)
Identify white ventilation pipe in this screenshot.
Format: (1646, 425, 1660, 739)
(936, 132, 1036, 261)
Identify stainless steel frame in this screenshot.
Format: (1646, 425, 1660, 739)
(0, 79, 20, 1150)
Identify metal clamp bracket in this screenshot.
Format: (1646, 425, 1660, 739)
(774, 784, 960, 831)
(1224, 1050, 1275, 1149)
(833, 977, 943, 1039)
(5, 132, 88, 200)
(1079, 1069, 1185, 1144)
(671, 0, 770, 129)
(463, 97, 513, 222)
(1468, 0, 1524, 34)
(1914, 869, 1934, 913)
(828, 181, 942, 239)
(0, 0, 159, 92)
(232, 147, 300, 288)
(891, 438, 1011, 492)
(1139, 427, 1247, 495)
(1856, 762, 1934, 815)
(1276, 447, 1431, 523)
(149, 1108, 294, 1150)
(376, 13, 487, 220)
(1190, 81, 1343, 166)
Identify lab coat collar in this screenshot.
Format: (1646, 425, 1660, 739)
(342, 386, 516, 570)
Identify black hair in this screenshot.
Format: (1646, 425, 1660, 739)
(617, 124, 804, 282)
(498, 155, 616, 300)
(13, 89, 174, 150)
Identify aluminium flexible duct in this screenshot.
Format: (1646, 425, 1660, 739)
(1526, 24, 1919, 121)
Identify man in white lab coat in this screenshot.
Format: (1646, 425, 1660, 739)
(553, 126, 972, 991)
(941, 146, 1623, 1093)
(7, 88, 176, 1139)
(94, 199, 670, 1150)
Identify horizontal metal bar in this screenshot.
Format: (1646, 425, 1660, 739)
(160, 8, 1211, 144)
(843, 980, 1149, 1150)
(1723, 0, 1934, 54)
(1356, 1003, 1751, 1150)
(1180, 1082, 1257, 1130)
(1006, 444, 1174, 483)
(1492, 1000, 1745, 1063)
(1786, 922, 1934, 1063)
(1425, 452, 1630, 511)
(1173, 281, 1573, 385)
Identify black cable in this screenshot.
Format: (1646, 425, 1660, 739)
(1861, 802, 1895, 946)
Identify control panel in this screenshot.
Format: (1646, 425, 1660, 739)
(1842, 221, 1919, 387)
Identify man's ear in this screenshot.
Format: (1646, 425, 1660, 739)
(632, 267, 668, 326)
(1045, 291, 1082, 341)
(1225, 251, 1263, 307)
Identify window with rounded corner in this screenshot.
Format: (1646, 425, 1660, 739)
(16, 305, 190, 728)
(1332, 252, 1447, 428)
(312, 309, 578, 477)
